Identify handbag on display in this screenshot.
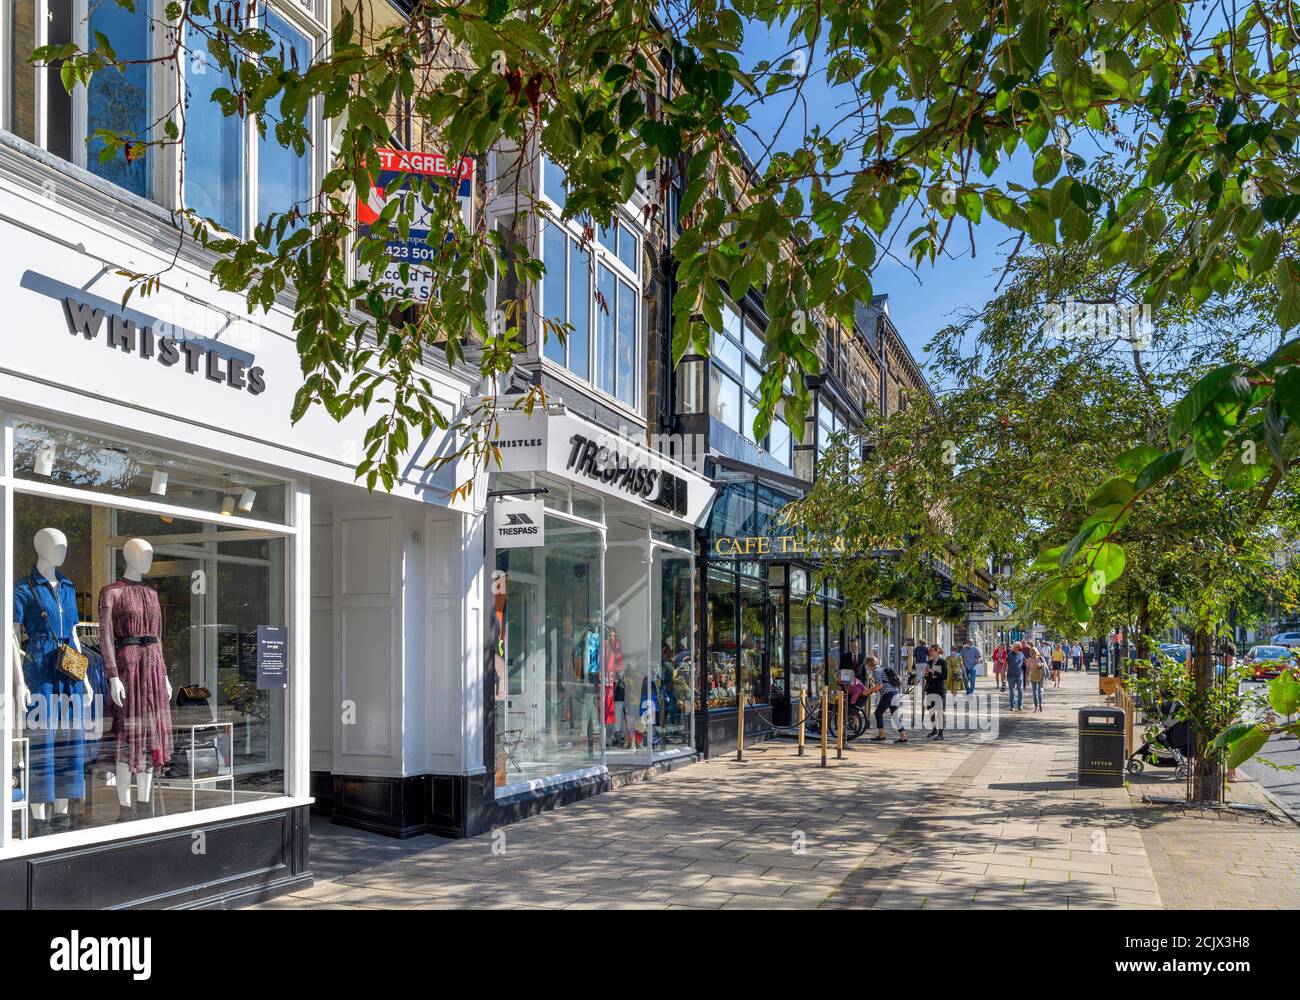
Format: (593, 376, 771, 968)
(27, 574, 89, 682)
(165, 733, 222, 779)
(176, 685, 212, 709)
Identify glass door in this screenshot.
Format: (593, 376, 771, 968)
(605, 538, 650, 764)
(740, 574, 767, 704)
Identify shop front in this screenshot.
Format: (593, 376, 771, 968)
(478, 404, 712, 826)
(699, 475, 866, 755)
(0, 147, 478, 908)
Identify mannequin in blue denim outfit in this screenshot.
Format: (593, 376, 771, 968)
(11, 528, 92, 832)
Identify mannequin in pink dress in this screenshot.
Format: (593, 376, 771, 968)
(99, 538, 173, 822)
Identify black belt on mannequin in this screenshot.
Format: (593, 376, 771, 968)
(117, 635, 158, 647)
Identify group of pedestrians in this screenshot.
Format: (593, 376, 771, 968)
(989, 639, 1086, 712)
(850, 639, 984, 743)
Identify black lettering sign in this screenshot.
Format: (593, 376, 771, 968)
(61, 296, 267, 395)
(565, 433, 689, 516)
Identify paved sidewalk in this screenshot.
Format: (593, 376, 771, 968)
(252, 671, 1292, 910)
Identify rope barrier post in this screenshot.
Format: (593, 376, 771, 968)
(820, 687, 828, 768)
(737, 688, 745, 763)
(836, 689, 845, 760)
(797, 689, 806, 757)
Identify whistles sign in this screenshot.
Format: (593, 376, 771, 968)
(63, 297, 267, 395)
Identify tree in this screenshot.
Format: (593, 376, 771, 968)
(35, 1, 1300, 493)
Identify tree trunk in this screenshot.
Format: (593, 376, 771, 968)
(1135, 598, 1150, 660)
(1190, 625, 1222, 804)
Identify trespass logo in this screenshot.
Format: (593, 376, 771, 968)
(49, 932, 151, 980)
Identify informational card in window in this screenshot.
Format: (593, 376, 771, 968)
(354, 148, 474, 302)
(256, 625, 289, 690)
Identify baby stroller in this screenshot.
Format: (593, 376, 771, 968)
(1127, 699, 1191, 780)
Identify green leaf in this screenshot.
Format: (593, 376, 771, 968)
(1269, 670, 1300, 717)
(1134, 448, 1185, 492)
(1168, 365, 1241, 444)
(1226, 724, 1269, 769)
(1116, 444, 1161, 473)
(1085, 476, 1135, 510)
(1018, 1, 1050, 70)
(1032, 146, 1061, 185)
(1251, 230, 1282, 276)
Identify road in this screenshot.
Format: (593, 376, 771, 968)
(1241, 731, 1300, 822)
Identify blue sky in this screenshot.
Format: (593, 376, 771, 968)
(735, 28, 1039, 375)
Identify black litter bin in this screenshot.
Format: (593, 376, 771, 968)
(1078, 705, 1126, 786)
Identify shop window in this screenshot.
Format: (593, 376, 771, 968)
(706, 568, 738, 709)
(5, 429, 292, 846)
(14, 419, 289, 524)
(492, 514, 602, 790)
(740, 575, 767, 703)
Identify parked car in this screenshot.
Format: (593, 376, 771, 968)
(1155, 643, 1190, 664)
(1270, 630, 1300, 647)
(1244, 644, 1297, 680)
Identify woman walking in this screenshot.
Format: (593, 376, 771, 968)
(992, 643, 1007, 691)
(1050, 643, 1064, 687)
(1028, 648, 1047, 712)
(866, 655, 908, 743)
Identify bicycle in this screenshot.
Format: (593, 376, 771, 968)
(801, 687, 869, 742)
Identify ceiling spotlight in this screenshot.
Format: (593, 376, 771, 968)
(220, 496, 235, 516)
(238, 487, 256, 512)
(150, 469, 169, 496)
(159, 515, 174, 525)
(34, 443, 55, 477)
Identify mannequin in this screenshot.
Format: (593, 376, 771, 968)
(100, 538, 173, 821)
(11, 528, 92, 831)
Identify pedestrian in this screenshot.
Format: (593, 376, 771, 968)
(1006, 642, 1025, 711)
(992, 642, 1007, 691)
(1050, 643, 1064, 687)
(866, 655, 908, 743)
(925, 644, 947, 740)
(909, 640, 928, 692)
(1071, 640, 1083, 671)
(960, 639, 981, 695)
(845, 637, 868, 683)
(1028, 649, 1046, 712)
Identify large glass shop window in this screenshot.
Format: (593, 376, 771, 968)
(706, 568, 738, 709)
(7, 424, 290, 844)
(493, 516, 602, 789)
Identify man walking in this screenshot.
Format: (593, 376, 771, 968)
(1071, 641, 1084, 672)
(1006, 642, 1026, 711)
(960, 639, 981, 695)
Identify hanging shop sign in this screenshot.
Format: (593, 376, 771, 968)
(487, 405, 712, 524)
(492, 498, 546, 549)
(355, 148, 475, 302)
(63, 297, 266, 394)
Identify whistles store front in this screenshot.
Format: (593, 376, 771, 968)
(0, 144, 482, 909)
(480, 404, 713, 826)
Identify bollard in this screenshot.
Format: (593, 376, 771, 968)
(737, 689, 745, 763)
(836, 689, 845, 760)
(820, 687, 829, 767)
(797, 690, 806, 756)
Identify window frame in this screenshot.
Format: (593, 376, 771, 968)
(0, 410, 307, 858)
(0, 1, 323, 241)
(532, 152, 645, 414)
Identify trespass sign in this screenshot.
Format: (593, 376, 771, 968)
(355, 148, 474, 301)
(492, 499, 545, 549)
